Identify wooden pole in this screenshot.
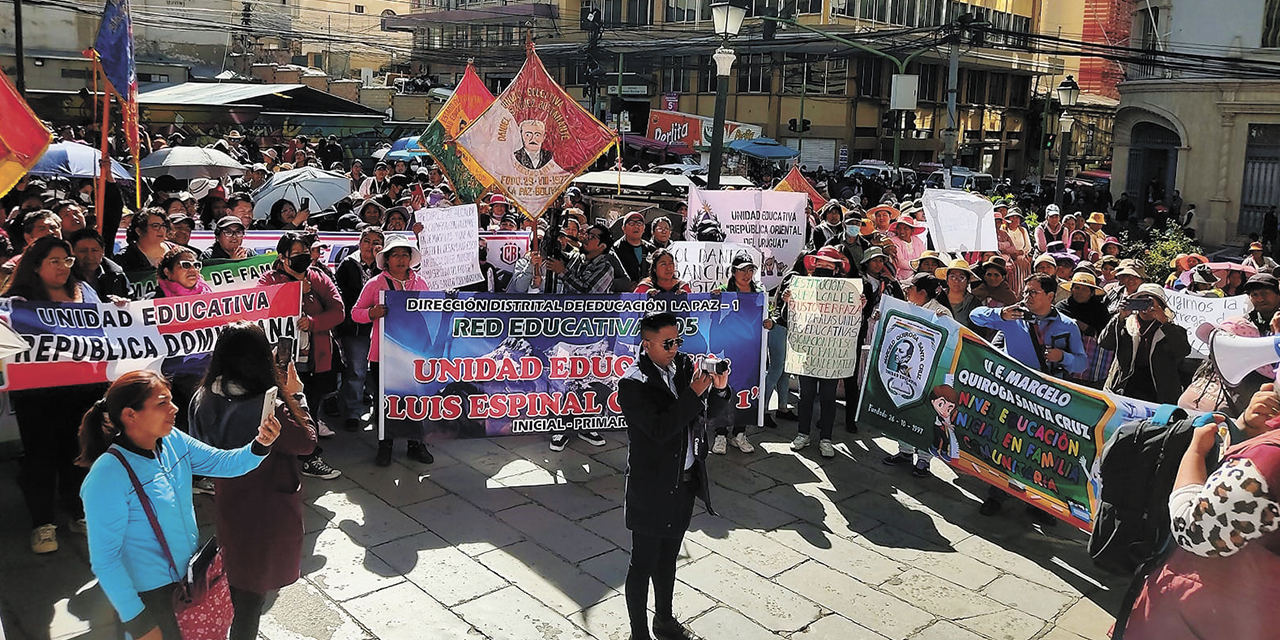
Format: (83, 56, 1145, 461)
(95, 59, 111, 234)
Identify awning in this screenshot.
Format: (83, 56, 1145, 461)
(620, 134, 695, 156)
(727, 137, 800, 161)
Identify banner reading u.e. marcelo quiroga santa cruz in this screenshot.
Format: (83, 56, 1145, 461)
(857, 297, 1165, 531)
(380, 292, 766, 439)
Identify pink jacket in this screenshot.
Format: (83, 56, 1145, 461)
(352, 271, 430, 363)
(891, 235, 925, 280)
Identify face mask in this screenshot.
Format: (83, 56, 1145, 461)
(79, 192, 93, 203)
(1072, 241, 1085, 251)
(478, 247, 488, 262)
(814, 268, 834, 277)
(845, 225, 860, 236)
(288, 254, 311, 273)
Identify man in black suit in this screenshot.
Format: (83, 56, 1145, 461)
(617, 312, 731, 640)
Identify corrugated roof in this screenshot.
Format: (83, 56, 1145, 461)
(139, 83, 306, 106)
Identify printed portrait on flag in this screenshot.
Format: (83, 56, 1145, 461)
(455, 48, 615, 217)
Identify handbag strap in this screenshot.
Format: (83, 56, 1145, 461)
(107, 447, 183, 582)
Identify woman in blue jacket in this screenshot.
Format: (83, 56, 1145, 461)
(77, 370, 281, 640)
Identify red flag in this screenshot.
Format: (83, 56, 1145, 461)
(0, 70, 52, 198)
(454, 47, 616, 217)
(773, 166, 827, 210)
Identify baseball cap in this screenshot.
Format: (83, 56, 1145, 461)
(215, 216, 246, 231)
(1244, 273, 1280, 294)
(623, 211, 646, 225)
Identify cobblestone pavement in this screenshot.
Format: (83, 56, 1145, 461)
(0, 409, 1125, 640)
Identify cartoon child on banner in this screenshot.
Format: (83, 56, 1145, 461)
(928, 382, 960, 462)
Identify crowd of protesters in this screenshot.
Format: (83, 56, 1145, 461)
(11, 124, 1280, 640)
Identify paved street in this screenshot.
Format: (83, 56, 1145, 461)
(0, 410, 1124, 640)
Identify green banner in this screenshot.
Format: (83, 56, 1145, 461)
(858, 297, 1165, 531)
(419, 121, 489, 205)
(126, 254, 277, 299)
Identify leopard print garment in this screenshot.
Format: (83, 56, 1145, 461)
(1170, 458, 1280, 557)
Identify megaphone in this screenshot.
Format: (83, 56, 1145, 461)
(1209, 331, 1280, 385)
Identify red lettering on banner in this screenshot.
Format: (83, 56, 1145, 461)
(387, 395, 406, 419)
(415, 357, 545, 383)
(606, 391, 621, 413)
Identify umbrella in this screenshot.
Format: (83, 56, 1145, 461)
(251, 167, 351, 220)
(30, 141, 131, 180)
(138, 146, 246, 180)
(385, 135, 430, 162)
(726, 137, 800, 161)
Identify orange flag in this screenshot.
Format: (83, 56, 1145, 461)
(773, 165, 826, 210)
(0, 70, 53, 198)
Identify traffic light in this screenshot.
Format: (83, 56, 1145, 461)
(1045, 133, 1056, 150)
(881, 111, 896, 132)
(799, 118, 811, 132)
(789, 118, 811, 132)
(903, 112, 917, 131)
(788, 118, 798, 132)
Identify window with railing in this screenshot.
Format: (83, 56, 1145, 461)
(796, 0, 821, 15)
(1134, 7, 1160, 77)
(662, 56, 690, 92)
(699, 55, 717, 93)
(627, 0, 654, 25)
(783, 54, 847, 96)
(665, 0, 711, 22)
(859, 0, 886, 21)
(856, 56, 883, 97)
(602, 0, 624, 25)
(1009, 74, 1030, 108)
(987, 72, 1007, 106)
(737, 53, 770, 93)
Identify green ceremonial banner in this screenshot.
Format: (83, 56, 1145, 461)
(858, 297, 1166, 531)
(126, 254, 276, 299)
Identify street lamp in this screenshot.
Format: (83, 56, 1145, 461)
(1053, 75, 1080, 209)
(706, 0, 746, 190)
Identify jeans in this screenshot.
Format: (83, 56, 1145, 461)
(797, 376, 838, 441)
(763, 324, 792, 413)
(338, 335, 372, 420)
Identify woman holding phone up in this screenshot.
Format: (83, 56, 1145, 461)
(189, 322, 317, 640)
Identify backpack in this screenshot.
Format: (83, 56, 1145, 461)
(1089, 406, 1225, 640)
(1089, 406, 1220, 575)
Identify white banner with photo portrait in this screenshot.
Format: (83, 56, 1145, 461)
(685, 188, 806, 292)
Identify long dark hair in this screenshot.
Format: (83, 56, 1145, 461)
(267, 198, 296, 229)
(199, 321, 306, 426)
(5, 236, 81, 299)
(272, 231, 309, 275)
(77, 370, 169, 467)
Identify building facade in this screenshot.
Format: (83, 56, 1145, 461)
(391, 0, 1049, 181)
(1115, 0, 1280, 247)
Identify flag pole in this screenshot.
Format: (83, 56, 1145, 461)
(95, 57, 111, 234)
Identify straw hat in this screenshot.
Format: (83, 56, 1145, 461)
(1086, 212, 1107, 226)
(935, 258, 978, 282)
(911, 250, 947, 270)
(892, 217, 926, 236)
(804, 246, 850, 275)
(1059, 272, 1104, 294)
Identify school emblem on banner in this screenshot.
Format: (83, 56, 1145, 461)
(418, 63, 495, 204)
(878, 314, 944, 408)
(454, 46, 616, 217)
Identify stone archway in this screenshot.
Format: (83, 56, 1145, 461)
(1121, 120, 1181, 222)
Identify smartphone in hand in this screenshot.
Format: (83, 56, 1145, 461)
(299, 197, 310, 211)
(275, 336, 296, 371)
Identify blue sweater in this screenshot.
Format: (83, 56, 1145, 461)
(80, 430, 267, 628)
(968, 306, 1087, 375)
